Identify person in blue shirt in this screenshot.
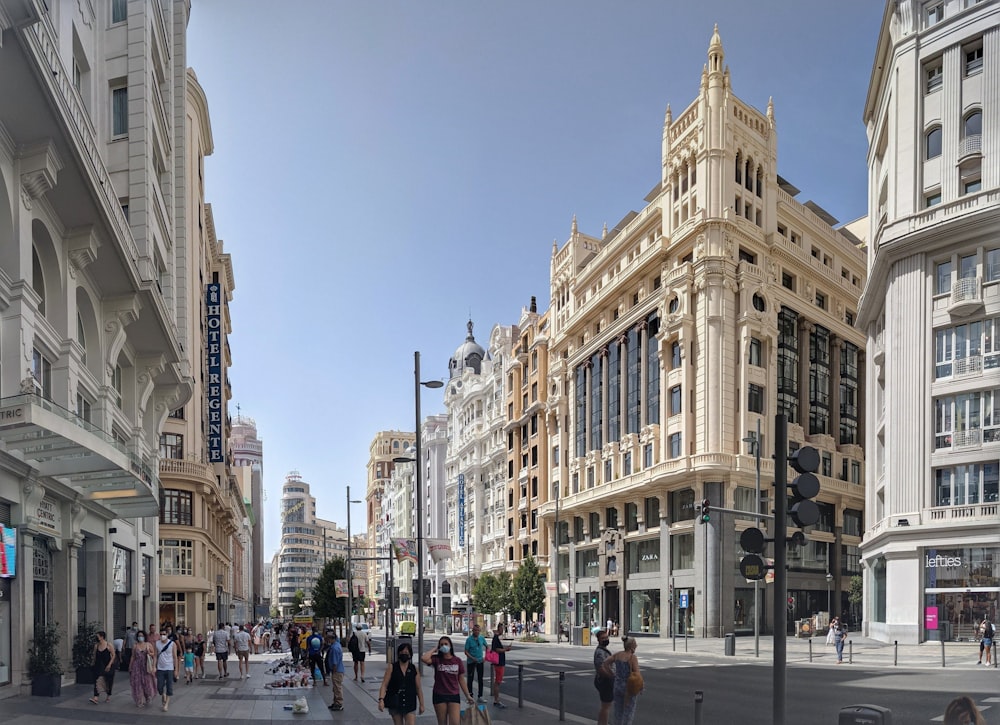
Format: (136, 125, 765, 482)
(324, 632, 345, 711)
(307, 628, 326, 685)
(463, 624, 487, 703)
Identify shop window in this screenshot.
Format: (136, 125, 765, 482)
(671, 533, 694, 569)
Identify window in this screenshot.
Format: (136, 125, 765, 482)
(643, 443, 653, 468)
(669, 432, 682, 459)
(671, 533, 694, 569)
(926, 127, 942, 159)
(32, 247, 45, 315)
(644, 498, 661, 527)
(646, 314, 660, 426)
(625, 502, 639, 532)
(739, 248, 756, 265)
(604, 459, 612, 483)
(160, 540, 193, 576)
(589, 512, 600, 539)
(159, 432, 183, 459)
(782, 271, 795, 291)
(925, 2, 944, 26)
(670, 341, 681, 369)
(926, 61, 943, 92)
(752, 293, 766, 312)
(987, 250, 1000, 283)
(965, 110, 983, 140)
(76, 393, 92, 423)
(606, 507, 619, 529)
(749, 338, 762, 366)
(936, 261, 952, 295)
(777, 307, 800, 424)
(926, 191, 942, 208)
(31, 348, 52, 399)
(965, 43, 983, 76)
(112, 86, 128, 136)
(748, 384, 764, 414)
(623, 452, 632, 476)
(964, 177, 983, 195)
(815, 291, 826, 310)
(161, 490, 193, 526)
(111, 0, 127, 23)
(669, 385, 682, 416)
(845, 311, 855, 327)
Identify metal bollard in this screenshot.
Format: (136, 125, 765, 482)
(517, 664, 523, 708)
(941, 638, 946, 668)
(894, 640, 897, 666)
(849, 640, 853, 664)
(491, 662, 495, 695)
(559, 671, 565, 722)
(809, 638, 813, 662)
(694, 690, 704, 725)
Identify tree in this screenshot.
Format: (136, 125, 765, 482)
(292, 589, 305, 614)
(511, 554, 545, 621)
(495, 571, 514, 615)
(472, 573, 500, 615)
(313, 557, 347, 619)
(847, 574, 863, 627)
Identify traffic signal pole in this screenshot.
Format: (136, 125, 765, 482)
(773, 414, 788, 725)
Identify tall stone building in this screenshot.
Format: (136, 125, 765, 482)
(858, 0, 1000, 644)
(541, 28, 867, 638)
(232, 414, 265, 616)
(365, 430, 414, 612)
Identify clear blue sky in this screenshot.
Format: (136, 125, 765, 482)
(186, 1, 884, 561)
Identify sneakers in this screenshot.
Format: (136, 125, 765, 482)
(330, 704, 344, 711)
(493, 701, 507, 709)
(477, 697, 486, 704)
(977, 660, 982, 665)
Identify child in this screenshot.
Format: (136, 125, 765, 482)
(184, 645, 196, 684)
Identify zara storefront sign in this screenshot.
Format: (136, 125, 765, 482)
(205, 283, 224, 463)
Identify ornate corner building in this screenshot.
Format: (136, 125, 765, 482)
(365, 430, 414, 616)
(859, 0, 1000, 644)
(540, 28, 868, 638)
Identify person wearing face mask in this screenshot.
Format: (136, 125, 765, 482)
(593, 628, 614, 725)
(128, 629, 157, 708)
(154, 631, 181, 712)
(420, 636, 474, 725)
(601, 636, 642, 725)
(377, 642, 424, 724)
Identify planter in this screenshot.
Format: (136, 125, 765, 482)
(75, 666, 96, 685)
(31, 673, 62, 697)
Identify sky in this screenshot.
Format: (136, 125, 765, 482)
(185, 0, 886, 562)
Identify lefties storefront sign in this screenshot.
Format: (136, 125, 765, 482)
(206, 283, 224, 463)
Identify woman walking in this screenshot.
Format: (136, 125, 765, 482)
(129, 630, 157, 708)
(421, 635, 475, 725)
(601, 636, 642, 725)
(378, 641, 424, 724)
(89, 631, 117, 704)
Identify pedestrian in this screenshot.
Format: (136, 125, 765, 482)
(193, 633, 206, 679)
(154, 630, 181, 712)
(944, 695, 986, 725)
(122, 622, 137, 672)
(112, 630, 124, 673)
(233, 624, 252, 679)
(213, 622, 231, 679)
(129, 629, 157, 708)
(421, 636, 475, 725)
(306, 627, 326, 685)
(601, 636, 642, 725)
(593, 628, 614, 725)
(348, 625, 366, 682)
(977, 617, 993, 666)
(826, 617, 839, 646)
(463, 623, 487, 703)
(489, 622, 513, 710)
(183, 644, 195, 684)
(365, 626, 373, 655)
(324, 631, 345, 711)
(378, 641, 424, 724)
(88, 630, 117, 704)
(835, 622, 847, 664)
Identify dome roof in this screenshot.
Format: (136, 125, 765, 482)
(448, 320, 487, 378)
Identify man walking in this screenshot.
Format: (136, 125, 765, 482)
(592, 628, 613, 725)
(464, 624, 487, 703)
(233, 624, 252, 680)
(325, 632, 344, 711)
(213, 622, 231, 679)
(154, 630, 182, 712)
(307, 627, 326, 685)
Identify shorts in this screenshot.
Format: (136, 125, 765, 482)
(594, 676, 614, 703)
(237, 649, 250, 660)
(216, 651, 229, 661)
(185, 666, 194, 676)
(493, 665, 505, 684)
(984, 638, 993, 647)
(353, 651, 366, 662)
(432, 693, 461, 705)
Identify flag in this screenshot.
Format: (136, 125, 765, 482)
(426, 538, 454, 563)
(392, 538, 417, 565)
(335, 579, 348, 598)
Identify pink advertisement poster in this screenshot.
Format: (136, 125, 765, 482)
(925, 606, 939, 630)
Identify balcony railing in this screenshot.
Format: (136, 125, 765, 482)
(949, 277, 983, 316)
(953, 355, 983, 378)
(959, 134, 982, 159)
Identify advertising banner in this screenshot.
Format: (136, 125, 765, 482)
(0, 526, 15, 577)
(205, 283, 224, 463)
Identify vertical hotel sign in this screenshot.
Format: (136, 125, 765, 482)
(458, 473, 465, 547)
(206, 283, 224, 463)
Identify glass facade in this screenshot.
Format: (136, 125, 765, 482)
(629, 589, 661, 634)
(923, 546, 999, 641)
(626, 539, 660, 574)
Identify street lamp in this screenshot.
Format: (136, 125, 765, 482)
(346, 486, 362, 626)
(394, 351, 443, 668)
(826, 572, 833, 616)
(742, 418, 763, 658)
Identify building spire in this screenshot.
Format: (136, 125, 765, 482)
(707, 23, 724, 75)
(571, 214, 578, 235)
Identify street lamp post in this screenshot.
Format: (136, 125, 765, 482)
(346, 486, 362, 626)
(742, 418, 763, 658)
(395, 351, 443, 669)
(826, 572, 833, 616)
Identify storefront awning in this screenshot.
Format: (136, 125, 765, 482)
(0, 395, 158, 517)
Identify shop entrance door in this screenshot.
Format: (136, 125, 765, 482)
(604, 585, 619, 634)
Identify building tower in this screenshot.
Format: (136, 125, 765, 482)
(232, 414, 265, 615)
(858, 0, 1000, 644)
(366, 431, 415, 618)
(543, 27, 867, 638)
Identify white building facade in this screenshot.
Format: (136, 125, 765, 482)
(859, 0, 1000, 644)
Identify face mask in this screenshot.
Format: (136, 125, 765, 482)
(398, 653, 411, 662)
(160, 635, 168, 642)
(137, 636, 145, 642)
(439, 645, 450, 654)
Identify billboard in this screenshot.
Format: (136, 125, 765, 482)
(0, 526, 15, 577)
(205, 283, 224, 463)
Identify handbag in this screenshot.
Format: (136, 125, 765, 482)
(461, 703, 493, 725)
(146, 649, 156, 675)
(626, 670, 644, 696)
(485, 649, 500, 665)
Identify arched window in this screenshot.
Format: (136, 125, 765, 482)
(964, 110, 982, 138)
(926, 127, 943, 159)
(77, 313, 87, 365)
(735, 152, 742, 184)
(32, 247, 45, 316)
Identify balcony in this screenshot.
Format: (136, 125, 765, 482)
(959, 134, 982, 160)
(953, 355, 983, 379)
(949, 277, 983, 317)
(926, 502, 998, 523)
(0, 394, 158, 517)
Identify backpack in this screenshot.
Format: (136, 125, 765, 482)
(984, 622, 994, 639)
(307, 634, 322, 655)
(348, 633, 359, 653)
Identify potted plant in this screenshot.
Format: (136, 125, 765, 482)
(27, 622, 63, 697)
(72, 621, 100, 685)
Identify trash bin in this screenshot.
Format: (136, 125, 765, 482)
(385, 636, 396, 664)
(838, 704, 892, 724)
(572, 626, 583, 646)
(582, 627, 591, 646)
(724, 633, 736, 656)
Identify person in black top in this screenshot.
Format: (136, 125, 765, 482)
(489, 623, 513, 710)
(377, 642, 425, 724)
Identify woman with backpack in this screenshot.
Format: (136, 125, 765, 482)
(978, 618, 994, 666)
(377, 641, 424, 724)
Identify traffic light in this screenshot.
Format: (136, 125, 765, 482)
(591, 594, 598, 606)
(700, 498, 711, 524)
(789, 446, 821, 527)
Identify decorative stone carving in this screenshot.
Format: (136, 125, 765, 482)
(18, 139, 63, 200)
(67, 226, 101, 278)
